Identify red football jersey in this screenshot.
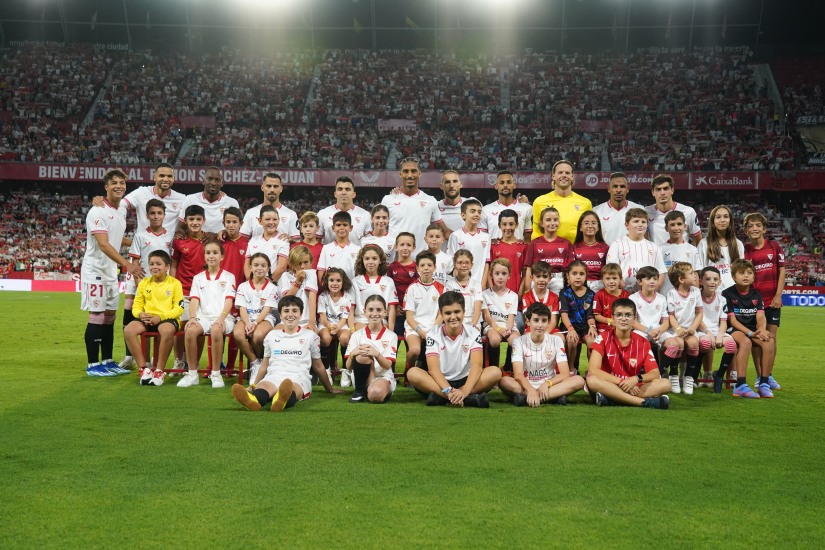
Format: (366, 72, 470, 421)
(171, 237, 205, 296)
(388, 261, 418, 305)
(744, 239, 785, 305)
(573, 241, 610, 281)
(221, 235, 248, 313)
(291, 240, 324, 270)
(524, 236, 574, 275)
(592, 288, 630, 331)
(489, 240, 527, 294)
(591, 330, 659, 378)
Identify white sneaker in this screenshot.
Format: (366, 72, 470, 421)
(209, 372, 225, 388)
(683, 376, 695, 395)
(669, 375, 681, 394)
(698, 372, 712, 388)
(171, 359, 186, 376)
(248, 358, 262, 384)
(729, 371, 737, 380)
(139, 367, 153, 385)
(119, 356, 137, 369)
(149, 370, 166, 386)
(177, 372, 200, 387)
(340, 368, 352, 388)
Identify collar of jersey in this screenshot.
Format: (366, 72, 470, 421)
(655, 201, 677, 214)
(363, 275, 382, 284)
(205, 269, 224, 281)
(365, 326, 386, 340)
(250, 279, 269, 291)
(442, 324, 464, 341)
(201, 192, 222, 204)
(147, 228, 167, 237)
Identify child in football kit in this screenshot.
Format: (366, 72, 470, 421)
(318, 267, 356, 383)
(499, 302, 585, 407)
(244, 205, 288, 284)
(345, 295, 400, 404)
(317, 211, 360, 285)
(524, 206, 574, 294)
(629, 266, 669, 353)
(445, 249, 485, 329)
(360, 205, 396, 264)
(388, 232, 418, 337)
(572, 210, 610, 293)
(424, 223, 453, 286)
(592, 263, 629, 332)
(488, 209, 527, 298)
(279, 246, 318, 332)
(718, 259, 777, 399)
(664, 262, 712, 395)
(170, 205, 207, 370)
(558, 260, 598, 374)
(231, 296, 345, 412)
(446, 198, 490, 287)
(406, 291, 502, 407)
(232, 252, 279, 384)
(586, 299, 671, 409)
(482, 259, 520, 371)
(659, 210, 702, 296)
(220, 207, 249, 290)
(697, 266, 738, 392)
(697, 205, 745, 291)
(521, 261, 559, 333)
(404, 251, 445, 372)
(743, 212, 784, 391)
(291, 211, 323, 270)
(606, 208, 666, 292)
(180, 241, 237, 388)
(125, 250, 184, 387)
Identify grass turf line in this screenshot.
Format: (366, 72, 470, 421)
(0, 292, 824, 549)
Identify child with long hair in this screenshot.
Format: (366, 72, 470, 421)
(279, 246, 318, 332)
(318, 267, 356, 382)
(233, 252, 279, 383)
(445, 249, 484, 330)
(360, 204, 396, 264)
(524, 206, 574, 294)
(180, 240, 237, 388)
(345, 295, 400, 404)
(558, 260, 598, 374)
(573, 210, 609, 292)
(696, 205, 744, 290)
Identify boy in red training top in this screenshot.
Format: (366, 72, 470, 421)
(521, 260, 559, 333)
(592, 263, 629, 332)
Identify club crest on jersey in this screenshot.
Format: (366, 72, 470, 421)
(260, 298, 267, 305)
(558, 248, 564, 253)
(482, 241, 487, 247)
(220, 208, 226, 215)
(517, 252, 522, 257)
(505, 303, 512, 309)
(167, 291, 172, 297)
(768, 254, 773, 260)
(93, 299, 100, 307)
(171, 203, 180, 210)
(420, 201, 426, 208)
(408, 271, 415, 277)
(240, 249, 245, 255)
(545, 350, 553, 358)
(575, 205, 581, 211)
(379, 284, 386, 292)
(630, 358, 637, 367)
(656, 304, 661, 311)
(219, 281, 227, 287)
(598, 253, 604, 258)
(462, 344, 469, 353)
(299, 339, 305, 345)
(381, 340, 388, 348)
(351, 253, 356, 258)
(752, 300, 758, 305)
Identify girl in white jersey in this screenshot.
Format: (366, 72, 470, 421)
(180, 241, 237, 389)
(499, 301, 585, 407)
(233, 252, 279, 384)
(445, 249, 485, 329)
(482, 259, 520, 370)
(318, 268, 356, 383)
(244, 205, 289, 285)
(697, 266, 738, 392)
(696, 205, 745, 290)
(351, 244, 399, 330)
(232, 296, 345, 412)
(345, 295, 399, 404)
(360, 205, 396, 264)
(279, 246, 318, 331)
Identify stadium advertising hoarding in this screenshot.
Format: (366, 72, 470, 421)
(781, 286, 825, 307)
(0, 163, 774, 190)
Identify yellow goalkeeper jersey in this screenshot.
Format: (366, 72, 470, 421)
(132, 275, 185, 321)
(531, 190, 593, 244)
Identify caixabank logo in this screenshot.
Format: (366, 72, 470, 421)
(692, 174, 755, 188)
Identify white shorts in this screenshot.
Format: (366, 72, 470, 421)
(633, 329, 671, 347)
(264, 313, 278, 327)
(259, 371, 312, 400)
(180, 296, 191, 322)
(192, 315, 236, 335)
(587, 280, 604, 292)
(664, 328, 706, 341)
(549, 274, 564, 294)
(370, 375, 397, 394)
(483, 323, 520, 337)
(403, 321, 434, 339)
(124, 272, 138, 295)
(81, 282, 120, 312)
(528, 371, 558, 390)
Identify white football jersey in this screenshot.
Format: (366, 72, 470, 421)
(511, 332, 569, 388)
(701, 291, 727, 335)
(480, 200, 534, 241)
(240, 203, 300, 240)
(446, 228, 491, 286)
(432, 251, 453, 285)
(352, 275, 399, 324)
(481, 288, 519, 329)
(190, 269, 237, 319)
(667, 286, 703, 330)
(246, 234, 290, 280)
(382, 190, 443, 257)
(445, 277, 486, 325)
(81, 200, 127, 285)
(425, 323, 483, 381)
(403, 280, 446, 332)
(279, 269, 318, 326)
(128, 228, 173, 270)
(606, 236, 667, 292)
(592, 200, 643, 245)
(659, 240, 702, 296)
(178, 192, 240, 234)
(316, 204, 371, 246)
(345, 326, 398, 381)
(262, 327, 320, 382)
(645, 203, 701, 246)
(317, 241, 360, 282)
(436, 198, 467, 233)
(120, 185, 186, 234)
(235, 279, 279, 319)
(696, 238, 745, 290)
(360, 232, 396, 264)
(629, 291, 668, 330)
(318, 290, 355, 325)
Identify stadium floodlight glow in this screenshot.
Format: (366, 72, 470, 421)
(234, 0, 297, 8)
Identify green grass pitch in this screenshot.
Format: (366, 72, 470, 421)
(1, 292, 824, 549)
